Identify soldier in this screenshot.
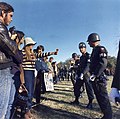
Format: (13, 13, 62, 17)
(87, 33, 112, 119)
(71, 43, 94, 109)
(70, 53, 80, 86)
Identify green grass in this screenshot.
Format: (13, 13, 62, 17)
(31, 76, 120, 119)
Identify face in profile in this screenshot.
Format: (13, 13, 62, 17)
(88, 41, 94, 47)
(4, 12, 13, 26)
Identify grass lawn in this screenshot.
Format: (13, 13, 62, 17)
(30, 76, 120, 119)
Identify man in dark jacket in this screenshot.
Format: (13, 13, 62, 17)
(109, 41, 120, 105)
(0, 2, 22, 119)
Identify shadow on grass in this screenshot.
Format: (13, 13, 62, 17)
(54, 81, 73, 86)
(39, 96, 102, 114)
(49, 90, 73, 96)
(54, 88, 73, 93)
(40, 96, 71, 105)
(33, 104, 91, 119)
(32, 97, 120, 119)
(111, 105, 120, 119)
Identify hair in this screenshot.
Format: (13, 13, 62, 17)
(33, 49, 37, 53)
(9, 26, 15, 34)
(9, 26, 25, 43)
(49, 57, 53, 60)
(0, 2, 14, 15)
(15, 30, 25, 42)
(37, 45, 44, 52)
(52, 61, 56, 65)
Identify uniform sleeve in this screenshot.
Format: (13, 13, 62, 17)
(83, 53, 90, 75)
(94, 46, 108, 77)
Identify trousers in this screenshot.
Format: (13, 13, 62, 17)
(74, 77, 94, 101)
(0, 68, 15, 119)
(91, 78, 112, 119)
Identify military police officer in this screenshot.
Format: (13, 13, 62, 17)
(70, 53, 80, 86)
(87, 33, 112, 119)
(71, 42, 94, 108)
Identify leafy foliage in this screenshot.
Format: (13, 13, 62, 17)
(107, 56, 117, 69)
(57, 56, 117, 72)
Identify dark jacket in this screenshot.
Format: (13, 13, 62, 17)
(79, 52, 90, 75)
(11, 50, 23, 74)
(90, 45, 108, 77)
(74, 59, 80, 76)
(111, 42, 120, 89)
(0, 21, 22, 69)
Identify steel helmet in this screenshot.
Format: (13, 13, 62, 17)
(87, 33, 100, 42)
(72, 53, 77, 58)
(79, 42, 86, 49)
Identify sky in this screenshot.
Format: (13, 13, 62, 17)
(2, 0, 120, 62)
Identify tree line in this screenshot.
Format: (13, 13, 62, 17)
(57, 56, 117, 76)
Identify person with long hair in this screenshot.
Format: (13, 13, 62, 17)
(34, 45, 58, 104)
(22, 37, 36, 119)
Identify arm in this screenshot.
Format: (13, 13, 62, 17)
(45, 49, 59, 56)
(83, 54, 90, 75)
(94, 47, 108, 77)
(19, 64, 25, 84)
(0, 24, 22, 63)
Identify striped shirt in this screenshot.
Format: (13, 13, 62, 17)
(22, 49, 36, 70)
(36, 52, 51, 58)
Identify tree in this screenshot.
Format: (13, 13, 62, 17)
(107, 56, 117, 75)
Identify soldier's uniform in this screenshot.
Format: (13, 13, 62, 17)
(88, 33, 112, 119)
(74, 52, 94, 102)
(72, 43, 94, 107)
(70, 53, 80, 86)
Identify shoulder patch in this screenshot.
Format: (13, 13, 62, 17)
(100, 47, 106, 52)
(99, 46, 107, 58)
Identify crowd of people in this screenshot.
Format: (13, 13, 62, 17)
(0, 2, 120, 119)
(0, 2, 59, 119)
